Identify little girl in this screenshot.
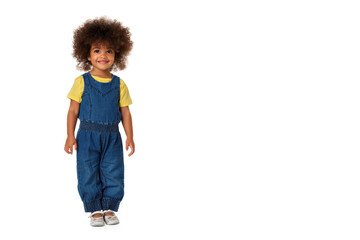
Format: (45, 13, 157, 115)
(64, 16, 135, 227)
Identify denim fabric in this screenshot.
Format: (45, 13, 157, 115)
(78, 72, 121, 124)
(76, 72, 124, 213)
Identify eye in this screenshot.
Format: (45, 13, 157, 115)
(107, 50, 113, 54)
(94, 50, 100, 53)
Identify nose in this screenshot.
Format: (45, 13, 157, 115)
(99, 52, 108, 59)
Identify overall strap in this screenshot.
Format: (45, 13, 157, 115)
(82, 72, 90, 90)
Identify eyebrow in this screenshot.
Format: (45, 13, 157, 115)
(91, 46, 113, 50)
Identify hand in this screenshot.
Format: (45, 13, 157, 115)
(125, 138, 135, 157)
(64, 136, 77, 155)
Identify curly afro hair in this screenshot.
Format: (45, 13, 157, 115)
(72, 16, 133, 72)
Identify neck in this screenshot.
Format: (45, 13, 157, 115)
(89, 69, 112, 78)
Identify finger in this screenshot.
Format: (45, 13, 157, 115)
(128, 144, 135, 157)
(69, 145, 73, 155)
(65, 146, 71, 154)
(74, 142, 78, 151)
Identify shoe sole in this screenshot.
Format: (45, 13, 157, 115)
(105, 221, 119, 225)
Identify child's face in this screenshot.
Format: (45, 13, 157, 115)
(88, 42, 115, 72)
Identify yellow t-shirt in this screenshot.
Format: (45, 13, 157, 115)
(67, 74, 133, 107)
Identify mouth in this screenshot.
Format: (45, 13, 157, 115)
(98, 60, 109, 64)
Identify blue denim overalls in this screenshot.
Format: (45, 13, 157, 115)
(76, 72, 124, 213)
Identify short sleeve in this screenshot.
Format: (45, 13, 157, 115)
(67, 76, 84, 103)
(120, 79, 133, 107)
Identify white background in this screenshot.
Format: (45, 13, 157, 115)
(0, 0, 359, 239)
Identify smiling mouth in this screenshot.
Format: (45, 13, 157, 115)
(98, 61, 109, 64)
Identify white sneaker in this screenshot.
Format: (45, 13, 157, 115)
(89, 211, 105, 227)
(103, 210, 119, 225)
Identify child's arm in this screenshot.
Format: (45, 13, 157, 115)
(64, 100, 80, 155)
(120, 106, 135, 156)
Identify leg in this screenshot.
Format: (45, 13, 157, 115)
(99, 131, 124, 211)
(76, 130, 103, 212)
